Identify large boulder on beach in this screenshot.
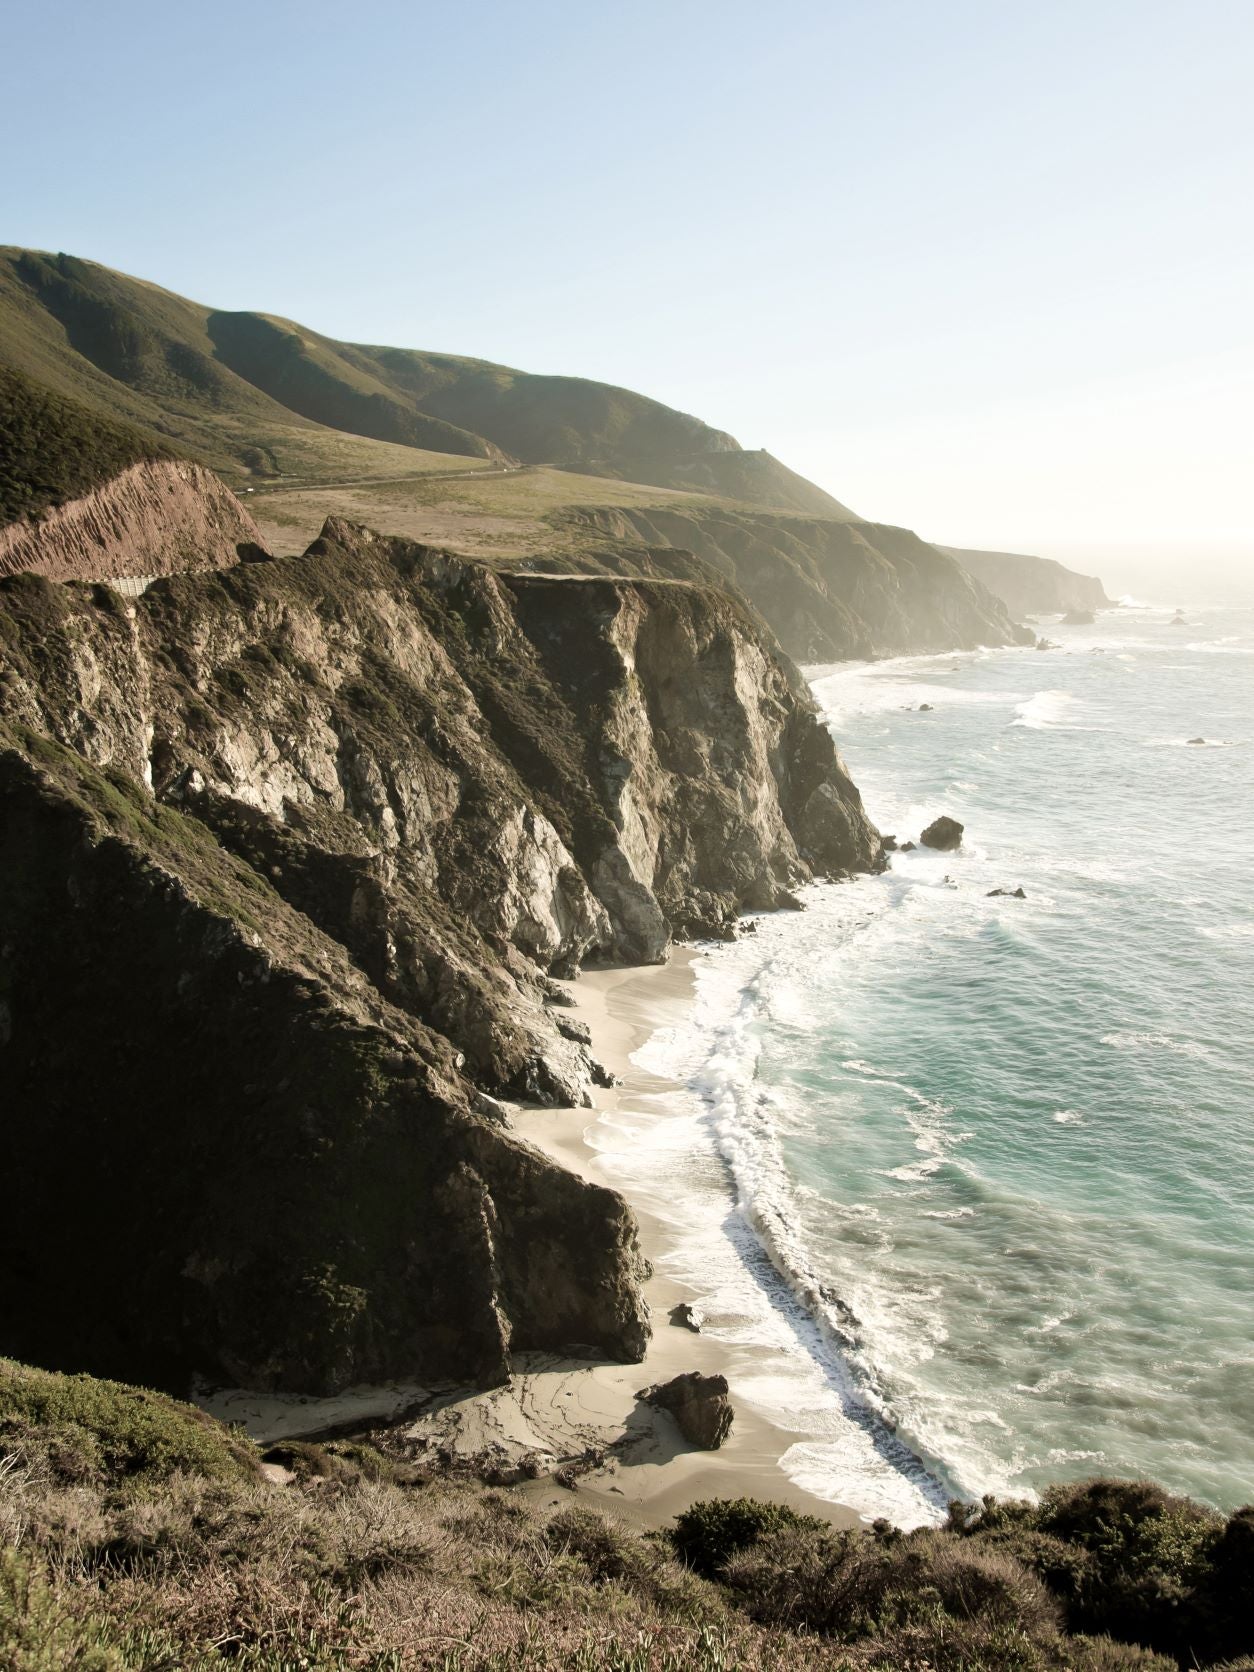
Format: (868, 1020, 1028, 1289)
(920, 816, 964, 851)
(670, 1302, 705, 1333)
(639, 1371, 734, 1449)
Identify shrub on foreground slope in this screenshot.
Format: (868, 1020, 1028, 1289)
(1, 1360, 1251, 1669)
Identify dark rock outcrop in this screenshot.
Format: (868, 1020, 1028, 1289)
(920, 816, 964, 851)
(639, 1371, 733, 1448)
(988, 886, 1027, 898)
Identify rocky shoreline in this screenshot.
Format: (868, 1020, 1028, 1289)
(196, 948, 865, 1531)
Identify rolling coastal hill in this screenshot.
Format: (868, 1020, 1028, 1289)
(0, 248, 847, 513)
(0, 248, 1033, 659)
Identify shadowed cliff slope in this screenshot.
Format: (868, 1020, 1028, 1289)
(0, 725, 649, 1393)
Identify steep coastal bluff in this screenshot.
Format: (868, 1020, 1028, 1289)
(556, 505, 1033, 661)
(0, 518, 880, 1393)
(943, 545, 1112, 618)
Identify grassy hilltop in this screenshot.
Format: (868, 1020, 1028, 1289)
(0, 248, 848, 515)
(0, 362, 175, 526)
(0, 247, 1037, 659)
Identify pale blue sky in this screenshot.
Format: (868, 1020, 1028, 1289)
(3, 0, 1251, 594)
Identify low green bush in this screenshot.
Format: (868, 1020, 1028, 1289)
(669, 1496, 828, 1579)
(0, 1359, 257, 1488)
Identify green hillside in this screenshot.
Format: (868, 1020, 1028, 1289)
(0, 247, 1030, 661)
(0, 248, 853, 515)
(0, 360, 174, 526)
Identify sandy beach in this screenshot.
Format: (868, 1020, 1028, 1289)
(499, 949, 861, 1530)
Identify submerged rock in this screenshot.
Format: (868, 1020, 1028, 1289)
(1186, 737, 1207, 746)
(639, 1371, 733, 1449)
(988, 886, 1027, 898)
(920, 816, 964, 851)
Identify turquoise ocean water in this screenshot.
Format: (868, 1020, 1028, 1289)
(590, 601, 1254, 1525)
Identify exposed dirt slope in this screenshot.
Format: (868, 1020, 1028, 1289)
(0, 457, 267, 581)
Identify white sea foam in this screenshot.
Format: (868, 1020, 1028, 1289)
(611, 924, 957, 1524)
(613, 607, 1254, 1517)
(1100, 1031, 1209, 1060)
(1011, 689, 1074, 729)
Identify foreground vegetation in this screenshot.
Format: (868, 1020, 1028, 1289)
(2, 1360, 1251, 1670)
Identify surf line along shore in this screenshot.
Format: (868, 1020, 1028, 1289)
(503, 947, 864, 1530)
(200, 945, 866, 1531)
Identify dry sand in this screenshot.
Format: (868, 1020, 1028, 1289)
(199, 948, 861, 1531)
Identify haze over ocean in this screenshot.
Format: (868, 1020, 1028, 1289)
(594, 602, 1254, 1524)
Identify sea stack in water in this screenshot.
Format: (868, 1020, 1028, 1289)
(920, 816, 964, 851)
(1062, 608, 1096, 625)
(639, 1371, 734, 1449)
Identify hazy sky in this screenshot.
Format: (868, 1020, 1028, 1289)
(3, 0, 1251, 597)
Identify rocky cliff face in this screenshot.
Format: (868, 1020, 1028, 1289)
(0, 520, 879, 1394)
(0, 458, 267, 583)
(554, 505, 1032, 662)
(0, 726, 648, 1394)
(942, 546, 1112, 619)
